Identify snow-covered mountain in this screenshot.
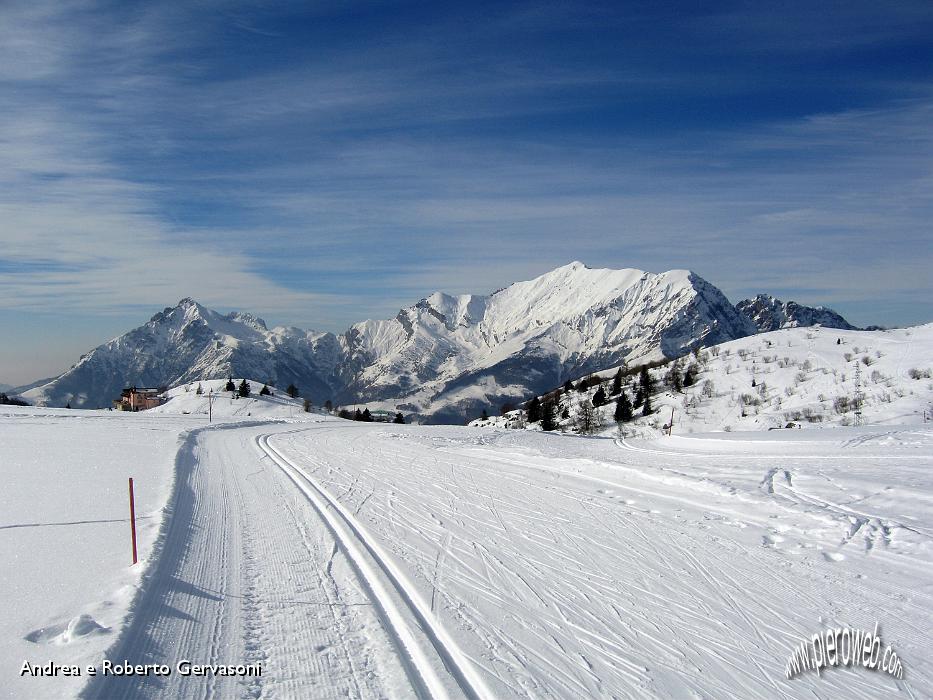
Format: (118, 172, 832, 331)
(23, 263, 811, 421)
(736, 294, 858, 332)
(23, 299, 344, 409)
(345, 262, 755, 421)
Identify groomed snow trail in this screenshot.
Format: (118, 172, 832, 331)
(81, 422, 415, 700)
(80, 420, 931, 699)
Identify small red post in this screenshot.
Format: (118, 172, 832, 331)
(128, 477, 138, 565)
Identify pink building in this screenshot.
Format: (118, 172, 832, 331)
(114, 387, 167, 411)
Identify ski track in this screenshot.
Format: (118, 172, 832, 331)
(269, 423, 931, 699)
(80, 423, 412, 700)
(74, 420, 931, 699)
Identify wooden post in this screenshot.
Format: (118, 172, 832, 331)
(128, 477, 138, 565)
(669, 407, 674, 436)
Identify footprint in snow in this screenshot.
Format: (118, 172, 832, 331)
(822, 552, 846, 562)
(25, 615, 110, 645)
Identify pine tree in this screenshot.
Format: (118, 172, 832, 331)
(362, 408, 373, 422)
(260, 384, 271, 396)
(286, 383, 299, 399)
(238, 379, 251, 398)
(639, 366, 654, 398)
(633, 386, 644, 409)
(563, 380, 573, 392)
(576, 400, 600, 434)
(393, 412, 405, 424)
(592, 386, 607, 406)
(527, 397, 542, 423)
(614, 391, 633, 422)
(540, 400, 558, 431)
(303, 399, 311, 412)
(683, 364, 698, 387)
(338, 408, 352, 419)
(225, 377, 236, 392)
(324, 399, 333, 412)
(480, 408, 489, 421)
(611, 369, 622, 396)
(576, 379, 589, 392)
(642, 392, 652, 416)
(354, 408, 363, 421)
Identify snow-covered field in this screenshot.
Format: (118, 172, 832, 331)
(3, 397, 931, 698)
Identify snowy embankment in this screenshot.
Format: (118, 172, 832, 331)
(0, 384, 310, 700)
(474, 323, 933, 435)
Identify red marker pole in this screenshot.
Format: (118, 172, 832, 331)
(128, 477, 138, 565)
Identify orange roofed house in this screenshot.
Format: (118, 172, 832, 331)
(114, 387, 167, 411)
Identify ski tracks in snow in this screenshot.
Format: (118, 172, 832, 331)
(81, 423, 413, 700)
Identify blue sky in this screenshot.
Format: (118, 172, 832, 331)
(1, 0, 931, 385)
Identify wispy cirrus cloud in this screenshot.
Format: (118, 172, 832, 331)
(1, 0, 931, 384)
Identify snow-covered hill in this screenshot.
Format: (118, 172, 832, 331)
(148, 379, 319, 420)
(474, 323, 933, 434)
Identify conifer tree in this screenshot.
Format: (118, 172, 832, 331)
(639, 366, 654, 398)
(393, 412, 405, 424)
(527, 396, 542, 423)
(225, 377, 236, 392)
(354, 408, 363, 421)
(540, 400, 558, 431)
(576, 400, 600, 434)
(611, 369, 623, 396)
(286, 383, 299, 399)
(592, 386, 607, 406)
(614, 391, 633, 422)
(260, 384, 271, 396)
(238, 379, 251, 398)
(362, 408, 373, 422)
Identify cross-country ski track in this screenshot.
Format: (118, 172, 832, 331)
(78, 419, 931, 699)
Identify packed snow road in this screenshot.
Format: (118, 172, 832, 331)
(79, 420, 930, 699)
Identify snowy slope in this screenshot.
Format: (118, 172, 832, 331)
(149, 379, 318, 419)
(478, 323, 933, 435)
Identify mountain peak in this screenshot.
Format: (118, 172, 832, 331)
(736, 294, 858, 332)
